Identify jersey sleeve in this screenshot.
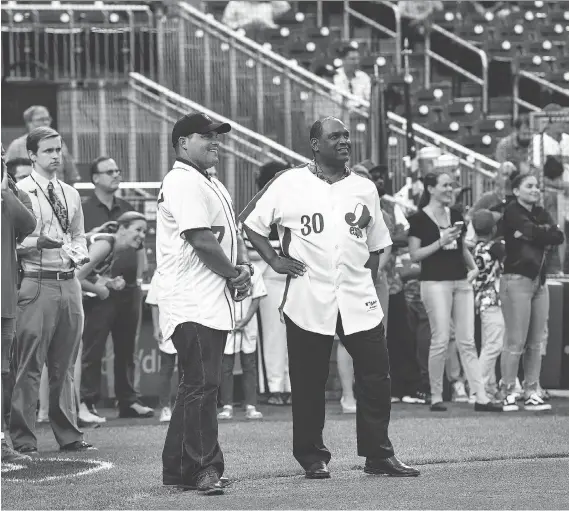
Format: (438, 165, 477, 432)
(240, 177, 283, 237)
(145, 275, 158, 305)
(166, 173, 213, 234)
(366, 191, 393, 252)
(250, 271, 267, 300)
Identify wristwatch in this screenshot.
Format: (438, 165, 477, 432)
(238, 262, 254, 276)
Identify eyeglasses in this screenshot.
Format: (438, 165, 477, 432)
(97, 169, 122, 176)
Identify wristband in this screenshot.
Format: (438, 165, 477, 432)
(237, 262, 254, 276)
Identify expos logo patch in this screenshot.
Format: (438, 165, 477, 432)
(345, 203, 371, 238)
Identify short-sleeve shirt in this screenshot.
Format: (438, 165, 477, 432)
(85, 232, 115, 283)
(82, 193, 139, 285)
(224, 266, 267, 355)
(241, 164, 392, 336)
(156, 159, 238, 339)
(408, 208, 467, 281)
(146, 273, 176, 354)
(473, 239, 505, 313)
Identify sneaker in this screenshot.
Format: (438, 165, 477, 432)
(2, 440, 32, 462)
(217, 405, 233, 420)
(245, 405, 263, 420)
(524, 393, 552, 411)
(401, 392, 426, 404)
(267, 393, 284, 406)
(503, 394, 520, 412)
(390, 396, 401, 404)
(468, 393, 476, 405)
(340, 396, 357, 413)
(513, 378, 523, 401)
(118, 402, 154, 418)
(37, 410, 50, 424)
(452, 381, 469, 403)
(86, 403, 105, 419)
(159, 407, 172, 423)
(79, 402, 106, 424)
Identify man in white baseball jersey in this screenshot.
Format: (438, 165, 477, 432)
(157, 113, 253, 496)
(241, 117, 420, 479)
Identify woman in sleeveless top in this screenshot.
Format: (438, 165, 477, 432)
(77, 211, 147, 299)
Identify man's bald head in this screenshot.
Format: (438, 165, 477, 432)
(309, 117, 351, 165)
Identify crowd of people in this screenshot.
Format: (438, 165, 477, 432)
(1, 99, 567, 494)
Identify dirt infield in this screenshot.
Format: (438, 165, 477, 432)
(2, 399, 569, 509)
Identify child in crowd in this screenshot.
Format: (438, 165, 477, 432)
(146, 274, 178, 423)
(218, 263, 266, 421)
(471, 209, 506, 401)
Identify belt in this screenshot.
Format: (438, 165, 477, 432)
(23, 270, 75, 281)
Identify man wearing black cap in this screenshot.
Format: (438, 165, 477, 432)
(157, 113, 252, 495)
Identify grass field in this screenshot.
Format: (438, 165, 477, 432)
(2, 398, 569, 510)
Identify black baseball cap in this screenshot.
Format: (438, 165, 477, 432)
(171, 113, 231, 147)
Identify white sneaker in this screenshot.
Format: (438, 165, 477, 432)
(79, 402, 106, 424)
(37, 410, 49, 423)
(340, 397, 357, 413)
(503, 394, 519, 412)
(468, 393, 476, 405)
(513, 378, 523, 401)
(245, 405, 263, 420)
(452, 381, 469, 403)
(524, 393, 552, 411)
(217, 405, 233, 420)
(159, 407, 172, 423)
(390, 396, 401, 403)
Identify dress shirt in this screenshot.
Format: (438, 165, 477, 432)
(17, 170, 86, 272)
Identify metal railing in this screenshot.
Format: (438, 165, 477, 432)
(161, 1, 371, 163)
(132, 72, 311, 212)
(342, 0, 402, 72)
(513, 70, 569, 120)
(425, 25, 489, 114)
(1, 2, 158, 82)
(165, 2, 498, 188)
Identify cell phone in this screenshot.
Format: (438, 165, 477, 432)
(454, 221, 465, 230)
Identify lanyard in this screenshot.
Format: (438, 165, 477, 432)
(31, 176, 70, 233)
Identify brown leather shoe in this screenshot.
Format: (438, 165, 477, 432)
(364, 456, 420, 477)
(305, 461, 331, 479)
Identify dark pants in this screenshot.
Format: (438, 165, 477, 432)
(407, 298, 432, 393)
(284, 314, 394, 470)
(80, 286, 141, 408)
(162, 322, 227, 485)
(387, 292, 422, 398)
(220, 352, 258, 407)
(158, 352, 178, 409)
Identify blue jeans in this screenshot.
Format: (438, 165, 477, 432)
(499, 274, 549, 395)
(421, 280, 487, 405)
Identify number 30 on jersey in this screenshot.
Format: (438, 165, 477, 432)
(300, 213, 324, 236)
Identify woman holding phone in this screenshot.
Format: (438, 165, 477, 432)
(408, 172, 502, 412)
(500, 174, 564, 412)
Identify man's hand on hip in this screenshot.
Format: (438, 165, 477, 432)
(270, 255, 306, 277)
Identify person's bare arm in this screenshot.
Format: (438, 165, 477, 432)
(377, 246, 392, 274)
(183, 228, 239, 279)
(234, 297, 261, 331)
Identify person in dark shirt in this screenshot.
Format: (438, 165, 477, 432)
(408, 172, 502, 413)
(499, 174, 564, 413)
(1, 146, 36, 462)
(80, 156, 153, 421)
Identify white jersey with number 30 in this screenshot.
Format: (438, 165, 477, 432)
(156, 160, 237, 340)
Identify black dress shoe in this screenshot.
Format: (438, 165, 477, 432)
(305, 461, 331, 479)
(164, 477, 231, 490)
(364, 456, 420, 477)
(430, 402, 447, 412)
(15, 445, 38, 455)
(60, 440, 96, 452)
(474, 401, 503, 412)
(195, 470, 224, 496)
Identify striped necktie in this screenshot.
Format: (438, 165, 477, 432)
(47, 181, 69, 232)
